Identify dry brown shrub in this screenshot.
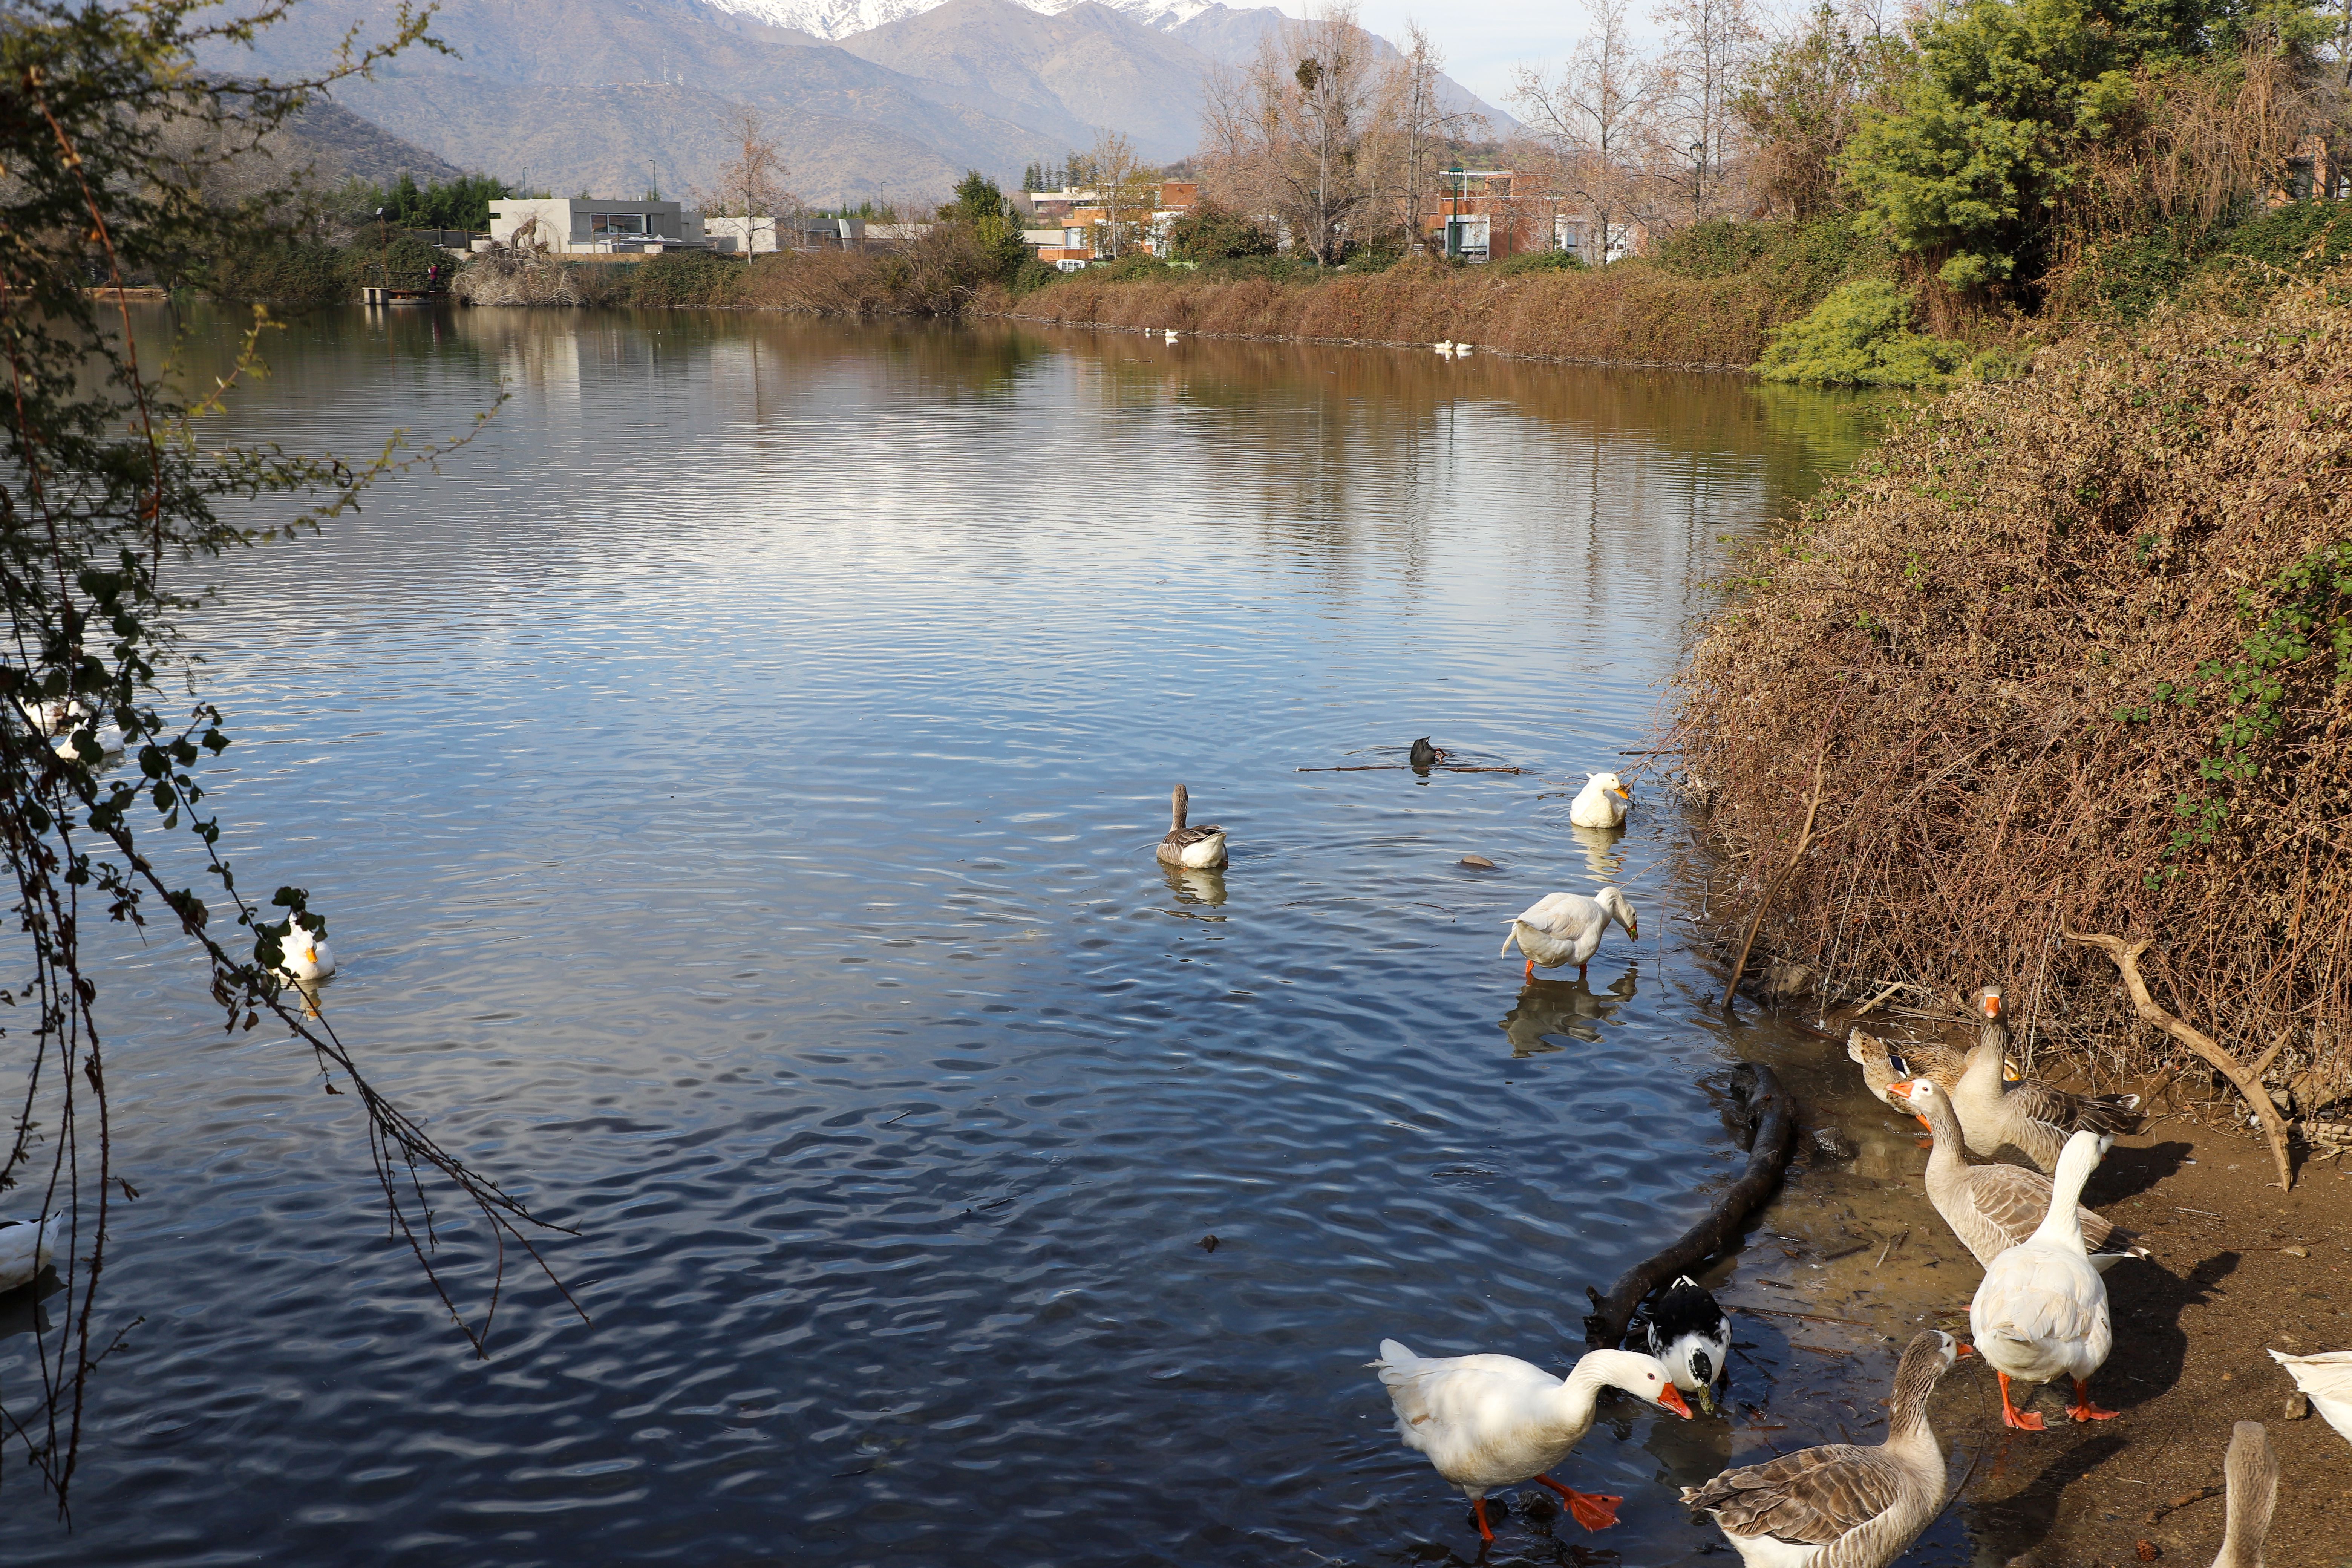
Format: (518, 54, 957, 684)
(988, 258, 1800, 367)
(1672, 274, 2352, 1113)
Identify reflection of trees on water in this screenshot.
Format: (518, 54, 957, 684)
(1499, 965, 1638, 1057)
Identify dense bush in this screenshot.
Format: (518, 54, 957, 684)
(201, 238, 350, 307)
(1491, 250, 1585, 276)
(344, 172, 512, 232)
(1754, 279, 1968, 386)
(1677, 272, 2352, 1099)
(2208, 200, 2352, 276)
(1168, 198, 1277, 262)
(622, 250, 744, 306)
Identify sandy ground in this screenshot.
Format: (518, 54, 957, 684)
(1966, 1111, 2352, 1566)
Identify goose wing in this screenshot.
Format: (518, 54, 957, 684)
(1965, 1166, 2141, 1258)
(2009, 1078, 2139, 1136)
(1682, 1442, 1906, 1543)
(1511, 893, 1602, 940)
(1978, 1250, 2107, 1346)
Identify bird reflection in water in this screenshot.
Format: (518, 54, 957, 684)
(1499, 966, 1638, 1057)
(1568, 822, 1626, 878)
(1158, 863, 1228, 909)
(0, 1264, 64, 1342)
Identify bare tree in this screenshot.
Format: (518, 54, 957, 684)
(1377, 21, 1482, 251)
(1513, 0, 1660, 261)
(700, 105, 797, 254)
(1200, 5, 1383, 265)
(1087, 130, 1161, 257)
(1650, 0, 1758, 224)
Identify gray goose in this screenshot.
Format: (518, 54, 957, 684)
(1948, 987, 2139, 1171)
(1155, 784, 1227, 870)
(1893, 1076, 2148, 1272)
(1681, 1331, 1967, 1568)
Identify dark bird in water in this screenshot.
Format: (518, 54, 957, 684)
(1643, 1275, 1730, 1415)
(1410, 737, 1449, 769)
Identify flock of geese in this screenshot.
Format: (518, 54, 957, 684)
(1155, 769, 2350, 1563)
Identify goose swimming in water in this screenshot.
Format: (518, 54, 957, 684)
(1568, 771, 1631, 829)
(1501, 888, 1638, 982)
(1371, 1340, 1689, 1541)
(277, 916, 337, 982)
(1642, 1276, 1729, 1415)
(1155, 784, 1228, 870)
(0, 1213, 63, 1292)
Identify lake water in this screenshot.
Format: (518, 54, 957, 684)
(7, 306, 1987, 1565)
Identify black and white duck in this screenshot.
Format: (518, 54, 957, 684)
(1642, 1274, 1730, 1416)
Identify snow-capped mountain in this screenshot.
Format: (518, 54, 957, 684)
(706, 0, 1226, 42)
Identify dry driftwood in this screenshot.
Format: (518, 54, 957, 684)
(1584, 1061, 1796, 1350)
(2060, 921, 2296, 1191)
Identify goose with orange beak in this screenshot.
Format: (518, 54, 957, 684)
(1371, 1341, 1690, 1542)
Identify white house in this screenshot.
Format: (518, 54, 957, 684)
(488, 199, 710, 254)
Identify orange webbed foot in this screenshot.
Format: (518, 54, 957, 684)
(2067, 1381, 2119, 1421)
(1470, 1496, 1496, 1544)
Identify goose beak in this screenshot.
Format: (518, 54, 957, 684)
(1956, 1342, 1975, 1358)
(1626, 919, 1640, 940)
(1692, 1384, 1716, 1416)
(1614, 786, 1632, 800)
(1657, 1384, 1692, 1419)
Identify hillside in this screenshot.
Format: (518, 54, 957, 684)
(836, 0, 1210, 161)
(198, 0, 1505, 203)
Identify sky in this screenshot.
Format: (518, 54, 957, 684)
(1240, 0, 1661, 117)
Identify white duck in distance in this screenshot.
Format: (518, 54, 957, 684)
(1155, 784, 1227, 871)
(1969, 1129, 2116, 1429)
(1643, 1275, 1730, 1415)
(1681, 1331, 1969, 1568)
(0, 1213, 64, 1292)
(2266, 1347, 2352, 1448)
(277, 915, 336, 982)
(2209, 1421, 2278, 1568)
(1501, 888, 1638, 982)
(1892, 1077, 2149, 1272)
(1371, 1341, 1690, 1542)
(1569, 770, 1633, 829)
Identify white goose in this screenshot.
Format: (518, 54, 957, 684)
(1569, 770, 1632, 829)
(1371, 1340, 1689, 1543)
(1969, 1129, 2115, 1429)
(0, 1213, 64, 1292)
(2210, 1421, 2277, 1568)
(1433, 340, 1456, 354)
(1501, 888, 1638, 982)
(278, 916, 337, 982)
(1893, 1077, 2148, 1273)
(2267, 1348, 2352, 1449)
(1682, 1331, 1968, 1568)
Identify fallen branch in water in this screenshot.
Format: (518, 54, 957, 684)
(2059, 919, 2295, 1191)
(1584, 1061, 1797, 1350)
(1295, 764, 1529, 773)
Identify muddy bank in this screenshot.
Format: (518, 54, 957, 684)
(1752, 1009, 2352, 1565)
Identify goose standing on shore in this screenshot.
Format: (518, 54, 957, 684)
(2266, 1348, 2352, 1447)
(1501, 888, 1638, 982)
(0, 1213, 63, 1292)
(1568, 771, 1632, 829)
(1946, 988, 2139, 1170)
(1893, 1078, 2148, 1271)
(1848, 1025, 2018, 1113)
(1155, 784, 1228, 870)
(1681, 1331, 1968, 1568)
(1970, 1129, 2116, 1429)
(1642, 1276, 1730, 1415)
(1371, 1340, 1690, 1542)
(2208, 1422, 2278, 1568)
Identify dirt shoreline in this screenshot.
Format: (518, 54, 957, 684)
(1830, 1069, 2352, 1564)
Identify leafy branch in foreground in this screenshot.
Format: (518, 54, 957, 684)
(2, 0, 574, 1516)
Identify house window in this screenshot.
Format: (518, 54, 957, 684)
(591, 213, 645, 234)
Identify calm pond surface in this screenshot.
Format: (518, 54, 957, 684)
(9, 307, 1990, 1565)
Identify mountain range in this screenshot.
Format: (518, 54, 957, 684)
(205, 0, 1508, 207)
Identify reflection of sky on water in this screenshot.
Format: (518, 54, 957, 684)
(6, 306, 1952, 1568)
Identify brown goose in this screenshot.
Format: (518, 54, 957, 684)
(1947, 988, 2140, 1171)
(1681, 1331, 1968, 1568)
(1892, 1076, 2148, 1272)
(1155, 784, 1227, 870)
(2210, 1421, 2277, 1568)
